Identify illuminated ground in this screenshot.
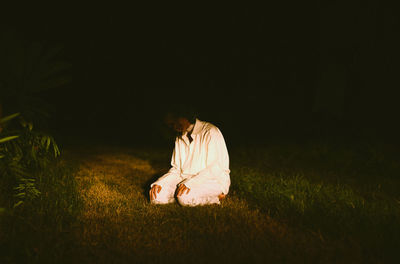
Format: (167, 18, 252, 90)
(2, 144, 398, 263)
(66, 146, 358, 263)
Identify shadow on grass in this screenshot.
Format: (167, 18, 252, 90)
(141, 171, 164, 202)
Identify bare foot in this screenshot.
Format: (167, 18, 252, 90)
(218, 193, 226, 201)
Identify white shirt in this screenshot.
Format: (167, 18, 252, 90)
(152, 119, 231, 194)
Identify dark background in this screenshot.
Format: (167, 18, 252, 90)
(1, 2, 399, 147)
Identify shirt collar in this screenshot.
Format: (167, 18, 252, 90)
(182, 119, 202, 143)
(191, 118, 203, 135)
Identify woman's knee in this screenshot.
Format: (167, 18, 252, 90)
(150, 188, 175, 204)
(151, 196, 173, 204)
(176, 194, 198, 206)
(177, 194, 220, 206)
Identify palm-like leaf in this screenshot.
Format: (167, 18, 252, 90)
(0, 136, 19, 144)
(0, 109, 60, 208)
(0, 113, 20, 124)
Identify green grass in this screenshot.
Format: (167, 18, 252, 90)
(230, 143, 400, 263)
(1, 143, 399, 263)
(0, 162, 81, 263)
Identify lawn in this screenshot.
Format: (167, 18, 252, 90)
(1, 142, 399, 263)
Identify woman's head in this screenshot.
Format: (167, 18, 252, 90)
(164, 104, 198, 133)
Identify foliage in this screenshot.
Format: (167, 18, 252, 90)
(0, 25, 68, 214)
(0, 112, 60, 208)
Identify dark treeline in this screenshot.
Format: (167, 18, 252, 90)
(1, 2, 399, 146)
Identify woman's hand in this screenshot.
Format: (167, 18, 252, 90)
(149, 184, 162, 200)
(176, 184, 190, 197)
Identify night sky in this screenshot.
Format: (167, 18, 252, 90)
(1, 2, 399, 146)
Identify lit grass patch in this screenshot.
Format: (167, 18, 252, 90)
(2, 144, 399, 263)
(70, 147, 348, 263)
(231, 145, 400, 263)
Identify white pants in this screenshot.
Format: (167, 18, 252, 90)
(151, 178, 223, 206)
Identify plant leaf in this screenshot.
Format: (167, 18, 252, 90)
(0, 136, 19, 143)
(13, 201, 23, 208)
(46, 136, 51, 150)
(0, 113, 20, 124)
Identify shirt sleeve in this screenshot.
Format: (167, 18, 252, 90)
(180, 128, 231, 194)
(151, 138, 182, 188)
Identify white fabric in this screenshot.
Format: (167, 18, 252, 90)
(151, 119, 231, 204)
(151, 177, 223, 206)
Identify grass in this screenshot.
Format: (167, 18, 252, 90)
(0, 161, 81, 263)
(1, 142, 399, 263)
